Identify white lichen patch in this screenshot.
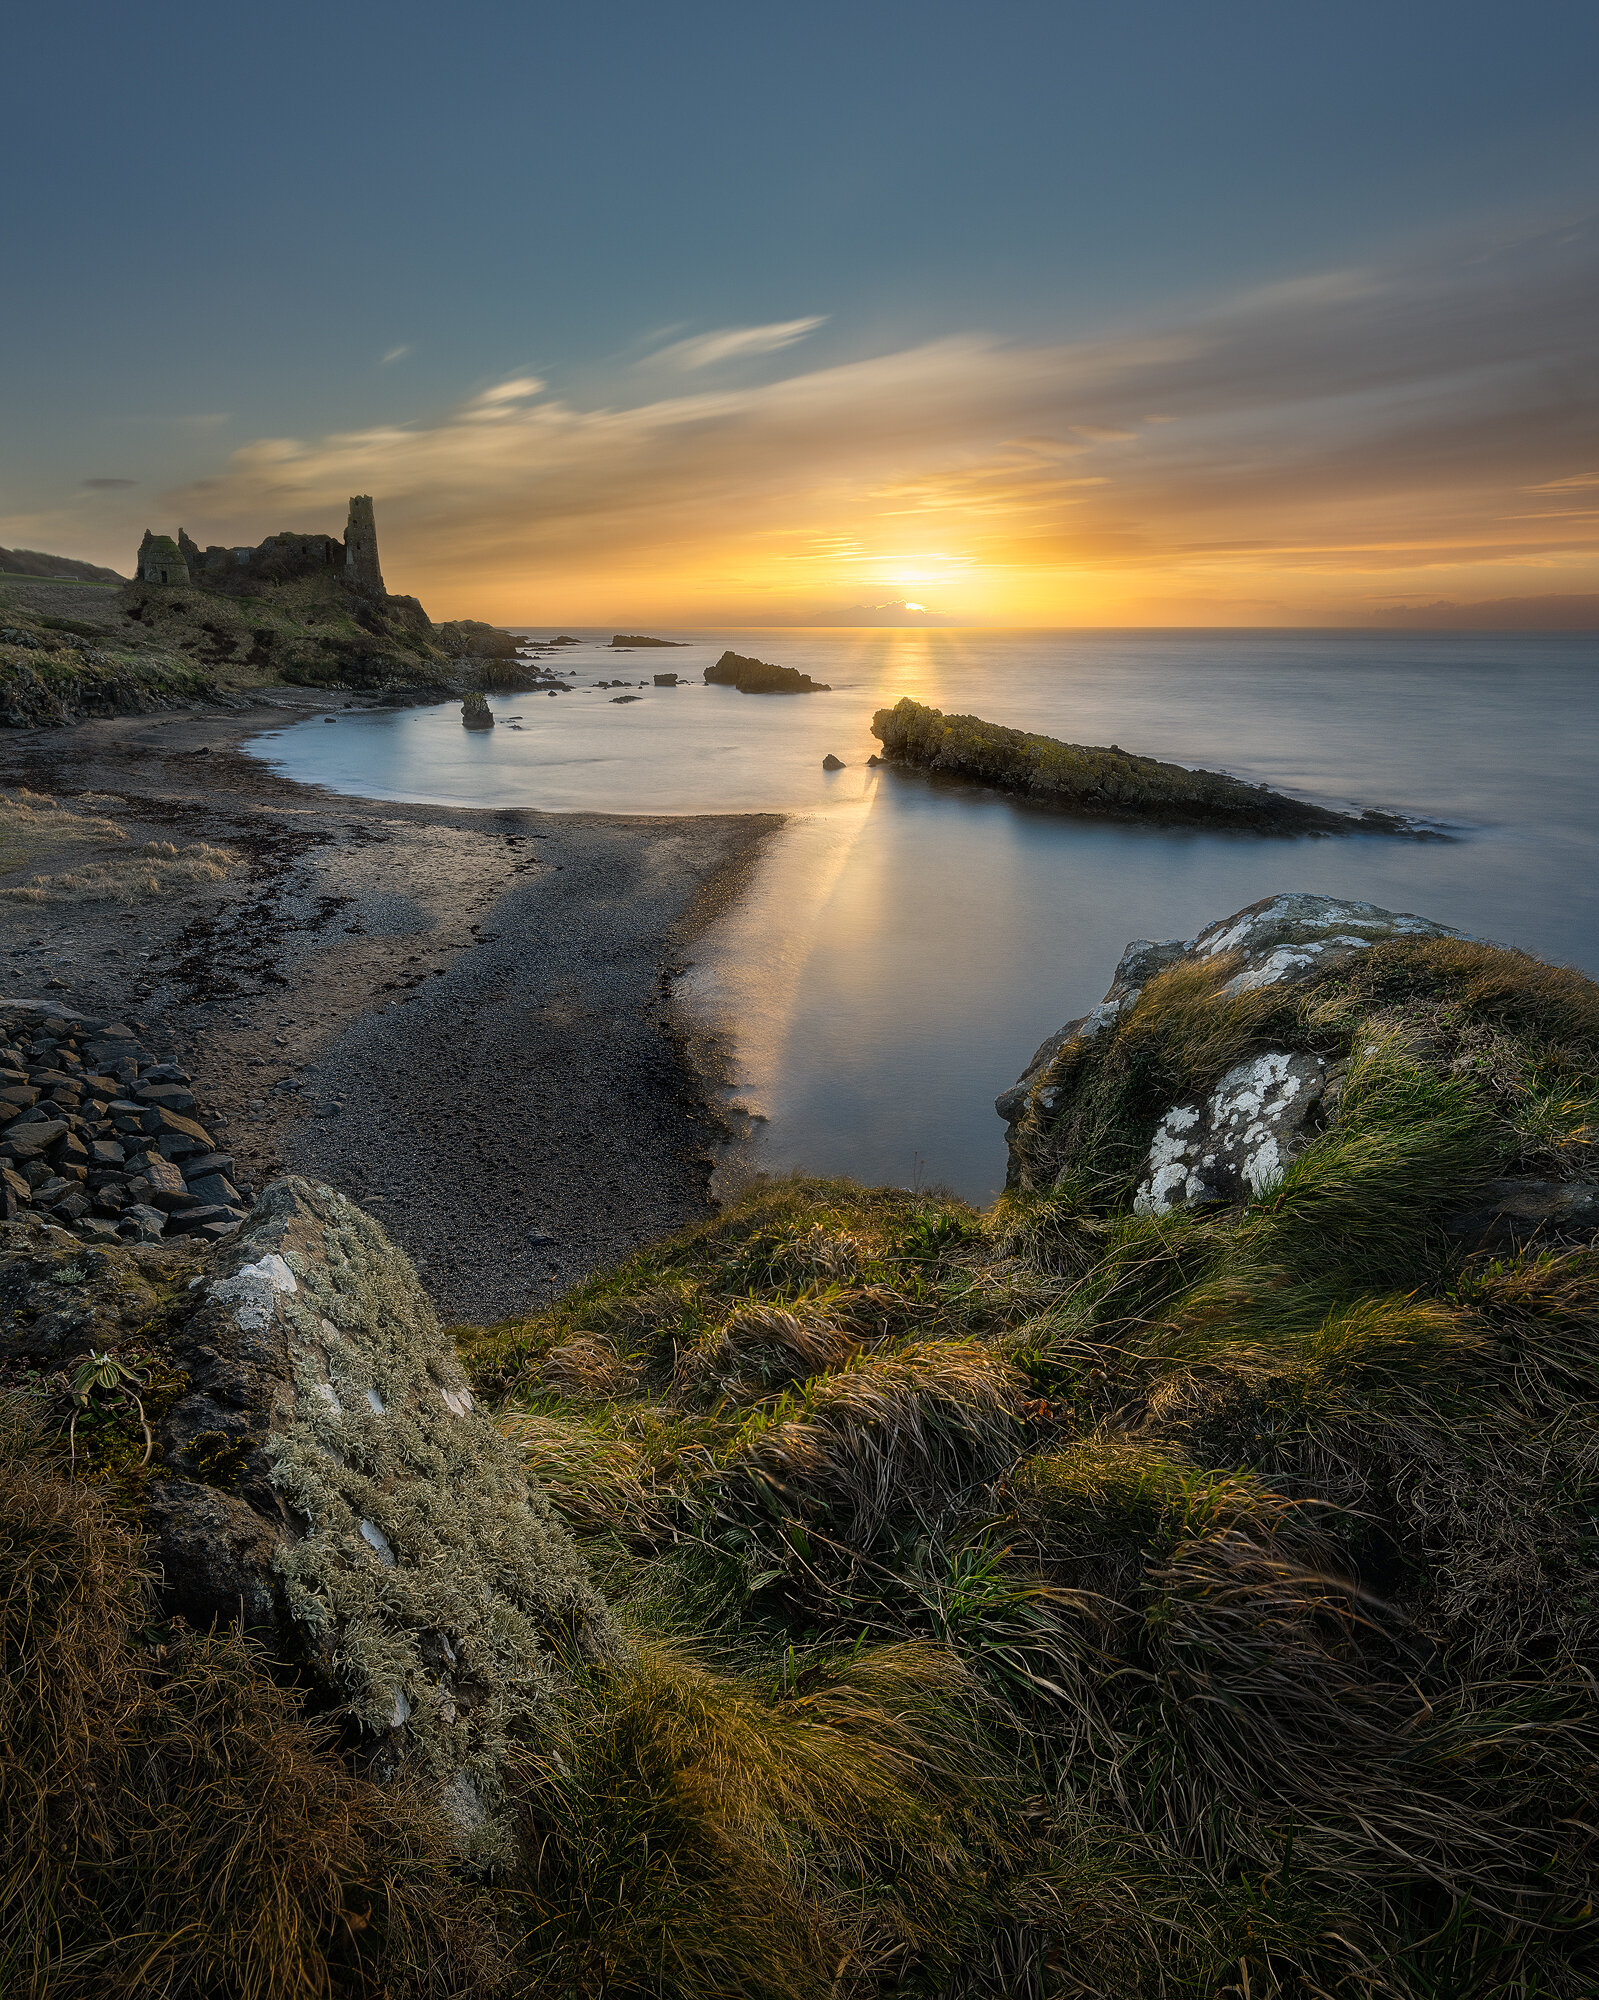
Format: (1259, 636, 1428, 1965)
(1135, 1051, 1329, 1215)
(211, 1251, 298, 1332)
(1193, 893, 1463, 975)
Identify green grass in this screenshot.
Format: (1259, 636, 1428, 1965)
(465, 934, 1599, 1996)
(6, 933, 1598, 1995)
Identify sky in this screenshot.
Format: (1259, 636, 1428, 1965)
(2, 0, 1597, 627)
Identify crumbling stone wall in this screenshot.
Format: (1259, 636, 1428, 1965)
(134, 531, 190, 587)
(133, 496, 386, 599)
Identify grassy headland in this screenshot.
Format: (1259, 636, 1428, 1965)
(455, 929, 1599, 1995)
(3, 926, 1594, 1993)
(0, 562, 535, 724)
(873, 695, 1420, 832)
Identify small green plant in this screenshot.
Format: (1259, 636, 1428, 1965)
(67, 1350, 151, 1474)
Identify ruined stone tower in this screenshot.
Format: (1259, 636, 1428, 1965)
(134, 530, 190, 586)
(343, 494, 385, 594)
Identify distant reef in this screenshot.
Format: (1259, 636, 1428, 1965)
(610, 633, 685, 647)
(871, 695, 1423, 834)
(705, 649, 831, 695)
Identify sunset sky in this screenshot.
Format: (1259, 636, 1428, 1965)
(3, 1, 1596, 626)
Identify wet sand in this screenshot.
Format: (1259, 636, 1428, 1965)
(0, 692, 779, 1320)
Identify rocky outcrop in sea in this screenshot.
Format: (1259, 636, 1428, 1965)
(705, 649, 831, 694)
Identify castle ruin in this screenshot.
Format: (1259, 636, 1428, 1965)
(134, 495, 387, 596)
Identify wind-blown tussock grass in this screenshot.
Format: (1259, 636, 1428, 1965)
(9, 929, 1599, 1994)
(467, 931, 1599, 1996)
(0, 1400, 488, 1998)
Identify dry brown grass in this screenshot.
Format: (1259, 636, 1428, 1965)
(0, 1400, 488, 1998)
(0, 839, 243, 904)
(0, 787, 126, 868)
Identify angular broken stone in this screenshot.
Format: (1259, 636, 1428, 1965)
(1, 1119, 68, 1161)
(141, 1155, 187, 1199)
(186, 1171, 240, 1208)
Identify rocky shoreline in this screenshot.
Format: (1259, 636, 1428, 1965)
(0, 1001, 246, 1244)
(0, 690, 780, 1319)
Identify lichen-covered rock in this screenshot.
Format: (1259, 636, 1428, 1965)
(144, 1177, 616, 1854)
(0, 1213, 201, 1362)
(1133, 1050, 1331, 1214)
(1000, 893, 1465, 1195)
(0, 1176, 618, 1859)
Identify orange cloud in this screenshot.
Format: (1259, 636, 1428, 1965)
(150, 218, 1599, 626)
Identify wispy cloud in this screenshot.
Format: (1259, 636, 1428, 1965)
(646, 317, 828, 371)
(158, 219, 1599, 623)
(81, 476, 137, 489)
(462, 375, 546, 420)
(380, 344, 412, 365)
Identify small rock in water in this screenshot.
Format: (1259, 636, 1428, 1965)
(822, 753, 845, 770)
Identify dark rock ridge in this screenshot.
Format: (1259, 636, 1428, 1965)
(436, 618, 521, 660)
(0, 1175, 615, 1856)
(873, 696, 1424, 833)
(0, 546, 125, 583)
(0, 631, 213, 726)
(0, 1001, 248, 1244)
(705, 649, 831, 694)
(609, 633, 685, 647)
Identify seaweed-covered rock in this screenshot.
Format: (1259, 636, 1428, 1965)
(876, 699, 1420, 832)
(461, 689, 495, 730)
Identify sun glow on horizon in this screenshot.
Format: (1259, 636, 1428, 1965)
(102, 225, 1599, 634)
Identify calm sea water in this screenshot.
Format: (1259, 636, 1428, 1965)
(246, 629, 1599, 1201)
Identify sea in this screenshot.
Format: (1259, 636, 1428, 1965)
(245, 628, 1599, 1203)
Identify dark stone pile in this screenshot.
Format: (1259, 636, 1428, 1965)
(0, 1005, 248, 1245)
